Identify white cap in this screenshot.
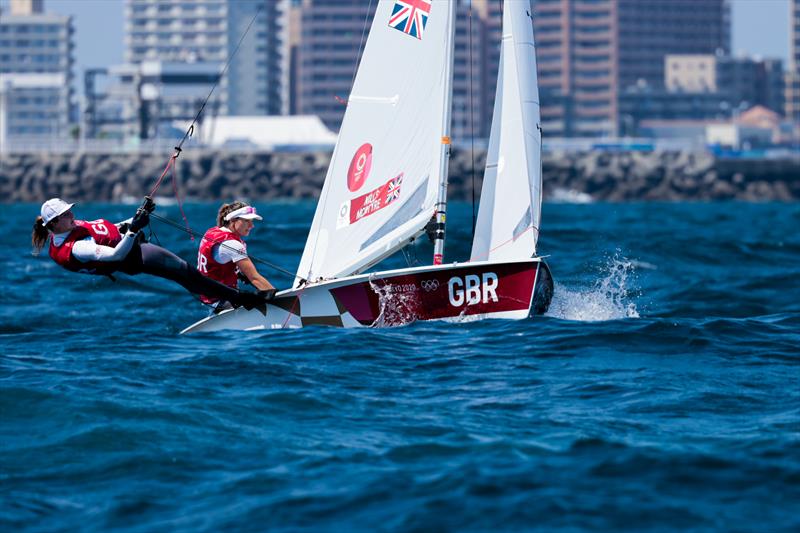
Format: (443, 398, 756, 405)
(224, 205, 262, 221)
(40, 198, 75, 225)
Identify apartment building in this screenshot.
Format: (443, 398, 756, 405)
(0, 0, 74, 141)
(294, 0, 486, 137)
(533, 0, 730, 137)
(124, 0, 285, 117)
(787, 0, 800, 123)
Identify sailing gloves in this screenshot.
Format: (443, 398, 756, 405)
(258, 288, 277, 301)
(130, 196, 156, 233)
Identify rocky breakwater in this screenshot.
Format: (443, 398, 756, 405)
(536, 150, 800, 201)
(1, 149, 799, 202)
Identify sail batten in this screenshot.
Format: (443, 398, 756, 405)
(294, 0, 455, 288)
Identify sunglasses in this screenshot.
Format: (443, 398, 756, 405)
(50, 210, 72, 225)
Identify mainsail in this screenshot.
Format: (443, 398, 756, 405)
(470, 0, 542, 262)
(295, 0, 456, 288)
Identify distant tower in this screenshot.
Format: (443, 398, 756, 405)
(531, 0, 730, 137)
(124, 0, 286, 116)
(294, 0, 484, 137)
(788, 0, 800, 124)
(295, 0, 378, 131)
(0, 0, 74, 142)
(9, 0, 44, 15)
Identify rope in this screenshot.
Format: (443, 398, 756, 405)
(147, 153, 178, 197)
(149, 212, 297, 279)
(281, 283, 307, 329)
(491, 225, 537, 254)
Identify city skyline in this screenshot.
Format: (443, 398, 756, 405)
(2, 0, 796, 143)
(0, 0, 792, 97)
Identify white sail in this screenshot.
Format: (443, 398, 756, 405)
(470, 0, 542, 262)
(295, 0, 456, 288)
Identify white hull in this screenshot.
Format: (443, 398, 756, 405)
(181, 258, 553, 334)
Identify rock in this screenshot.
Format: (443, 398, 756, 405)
(2, 149, 800, 202)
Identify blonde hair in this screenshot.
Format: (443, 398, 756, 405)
(216, 201, 249, 227)
(31, 215, 51, 255)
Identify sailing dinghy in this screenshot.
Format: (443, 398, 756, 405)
(182, 0, 552, 333)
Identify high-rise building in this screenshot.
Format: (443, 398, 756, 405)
(295, 0, 377, 131)
(294, 0, 485, 138)
(533, 0, 730, 137)
(474, 0, 502, 133)
(124, 0, 285, 117)
(0, 0, 74, 142)
(788, 0, 800, 123)
(716, 56, 784, 116)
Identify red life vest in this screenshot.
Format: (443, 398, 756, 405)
(197, 227, 246, 304)
(48, 219, 123, 275)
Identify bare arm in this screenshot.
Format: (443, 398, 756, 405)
(235, 257, 275, 291)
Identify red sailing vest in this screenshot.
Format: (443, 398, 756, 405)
(197, 227, 246, 304)
(49, 219, 123, 275)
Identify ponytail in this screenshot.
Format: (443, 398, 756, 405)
(216, 201, 248, 227)
(31, 216, 50, 255)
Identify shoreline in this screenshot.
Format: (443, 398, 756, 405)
(2, 149, 799, 202)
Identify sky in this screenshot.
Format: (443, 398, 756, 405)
(1, 0, 792, 80)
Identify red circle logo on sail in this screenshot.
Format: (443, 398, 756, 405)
(347, 143, 373, 192)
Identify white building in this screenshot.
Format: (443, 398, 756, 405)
(193, 114, 336, 150)
(124, 0, 286, 118)
(0, 0, 74, 141)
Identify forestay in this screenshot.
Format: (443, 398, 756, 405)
(295, 0, 455, 288)
(470, 0, 542, 262)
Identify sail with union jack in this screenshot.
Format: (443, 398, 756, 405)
(388, 0, 431, 40)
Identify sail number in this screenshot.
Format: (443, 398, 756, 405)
(448, 273, 499, 307)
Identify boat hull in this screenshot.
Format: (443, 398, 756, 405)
(181, 258, 553, 333)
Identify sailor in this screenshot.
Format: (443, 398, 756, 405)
(197, 201, 277, 313)
(32, 197, 267, 310)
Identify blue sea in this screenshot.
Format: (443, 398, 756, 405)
(2, 201, 798, 531)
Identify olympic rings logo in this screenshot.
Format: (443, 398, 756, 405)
(421, 279, 440, 292)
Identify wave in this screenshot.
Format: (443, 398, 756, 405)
(547, 254, 640, 321)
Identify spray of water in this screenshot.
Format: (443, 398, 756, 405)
(368, 276, 420, 327)
(546, 254, 640, 321)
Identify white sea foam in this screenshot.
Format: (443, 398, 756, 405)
(549, 187, 594, 204)
(546, 255, 640, 321)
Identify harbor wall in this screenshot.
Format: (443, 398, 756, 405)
(1, 149, 799, 202)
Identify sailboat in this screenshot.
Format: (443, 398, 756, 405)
(182, 0, 553, 333)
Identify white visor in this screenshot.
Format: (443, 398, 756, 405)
(224, 205, 262, 221)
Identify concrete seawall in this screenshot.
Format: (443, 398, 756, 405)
(1, 149, 798, 202)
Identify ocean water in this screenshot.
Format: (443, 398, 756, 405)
(2, 201, 798, 531)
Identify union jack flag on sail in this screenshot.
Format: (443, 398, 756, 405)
(385, 174, 403, 204)
(388, 0, 431, 40)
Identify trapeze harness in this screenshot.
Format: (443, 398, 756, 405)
(49, 219, 122, 275)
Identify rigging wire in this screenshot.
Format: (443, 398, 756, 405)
(147, 3, 264, 197)
(468, 0, 477, 239)
(140, 4, 264, 248)
(347, 0, 375, 101)
(149, 212, 297, 279)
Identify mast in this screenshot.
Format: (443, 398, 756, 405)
(432, 0, 457, 265)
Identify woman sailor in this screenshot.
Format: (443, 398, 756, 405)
(197, 201, 277, 313)
(32, 197, 266, 310)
